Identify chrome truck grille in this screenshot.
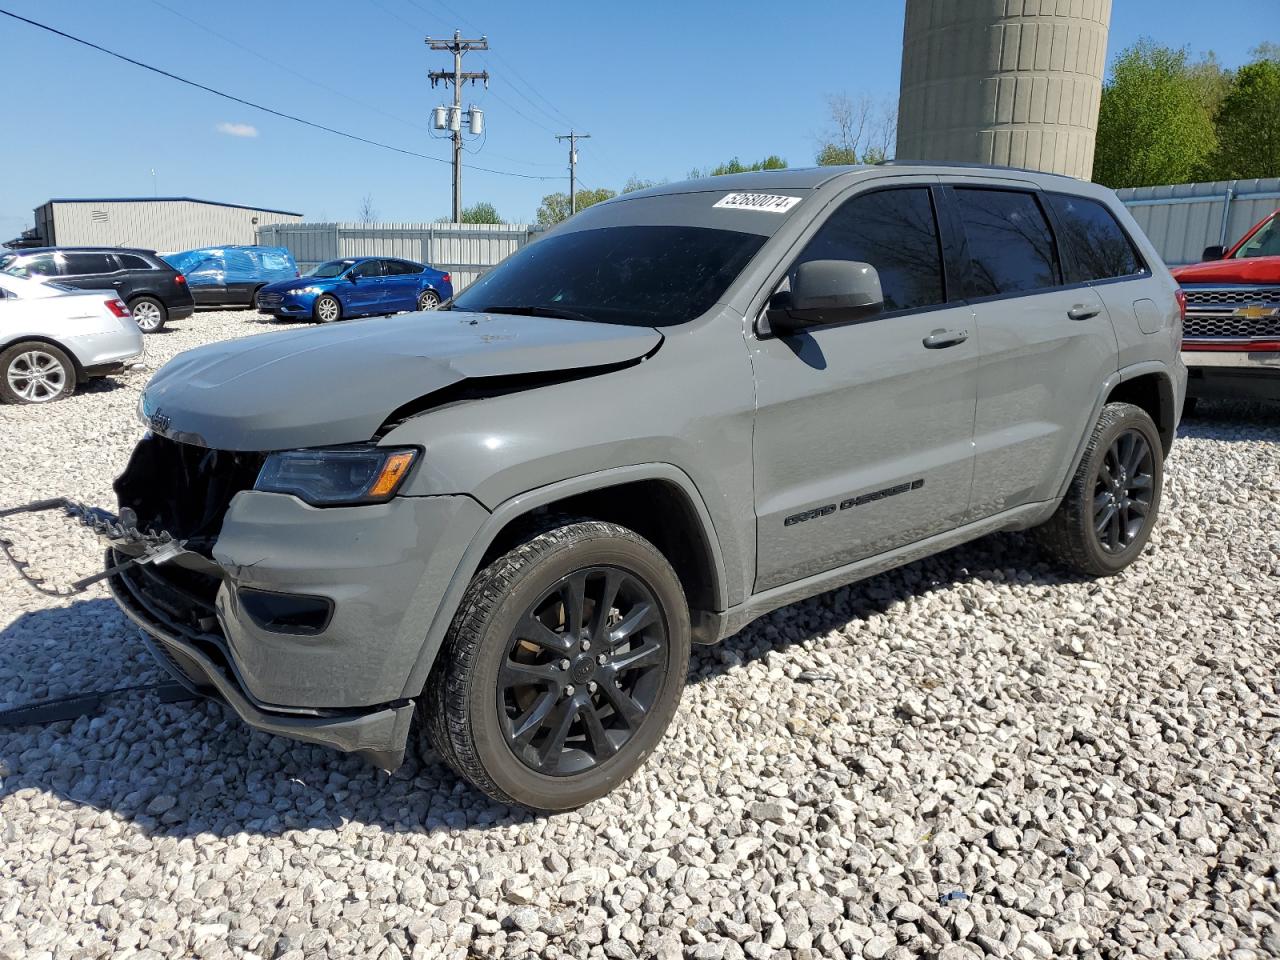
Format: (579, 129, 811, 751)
(1182, 287, 1280, 341)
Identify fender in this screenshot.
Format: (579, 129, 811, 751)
(1054, 361, 1180, 501)
(398, 462, 730, 700)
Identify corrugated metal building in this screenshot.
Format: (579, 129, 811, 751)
(1116, 179, 1280, 266)
(256, 221, 541, 291)
(33, 197, 303, 252)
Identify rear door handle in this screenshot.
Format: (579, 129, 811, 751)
(1067, 304, 1101, 321)
(923, 328, 969, 349)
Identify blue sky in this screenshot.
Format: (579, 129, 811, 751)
(0, 0, 1272, 232)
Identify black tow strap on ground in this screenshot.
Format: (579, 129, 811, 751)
(0, 681, 198, 729)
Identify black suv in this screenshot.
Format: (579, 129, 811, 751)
(0, 247, 195, 333)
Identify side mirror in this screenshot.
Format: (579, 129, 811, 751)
(346, 271, 359, 282)
(1201, 245, 1227, 261)
(767, 260, 884, 335)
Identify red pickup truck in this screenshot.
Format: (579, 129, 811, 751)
(1173, 210, 1280, 408)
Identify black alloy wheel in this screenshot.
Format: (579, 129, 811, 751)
(500, 566, 667, 776)
(420, 519, 690, 811)
(1092, 429, 1154, 554)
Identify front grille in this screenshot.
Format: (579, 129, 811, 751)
(1183, 287, 1280, 307)
(113, 435, 264, 553)
(1184, 315, 1280, 339)
(258, 292, 283, 306)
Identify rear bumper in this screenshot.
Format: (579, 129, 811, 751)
(64, 328, 144, 371)
(168, 302, 195, 321)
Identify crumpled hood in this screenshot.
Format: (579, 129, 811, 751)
(140, 311, 662, 450)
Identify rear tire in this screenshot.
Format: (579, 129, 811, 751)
(1034, 402, 1163, 576)
(0, 341, 76, 404)
(420, 520, 690, 811)
(418, 289, 440, 311)
(129, 296, 167, 333)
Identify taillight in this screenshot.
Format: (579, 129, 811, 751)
(174, 273, 186, 285)
(442, 273, 451, 284)
(105, 298, 131, 318)
(1175, 288, 1186, 324)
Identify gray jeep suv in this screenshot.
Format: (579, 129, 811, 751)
(100, 164, 1185, 810)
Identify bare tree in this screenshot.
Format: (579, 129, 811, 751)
(816, 93, 898, 165)
(358, 194, 378, 223)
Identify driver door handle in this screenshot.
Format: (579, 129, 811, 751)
(1067, 303, 1101, 321)
(922, 328, 969, 349)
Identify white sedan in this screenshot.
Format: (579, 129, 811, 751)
(0, 273, 143, 404)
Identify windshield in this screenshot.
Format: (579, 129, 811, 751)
(1234, 215, 1280, 259)
(307, 259, 356, 278)
(451, 225, 767, 326)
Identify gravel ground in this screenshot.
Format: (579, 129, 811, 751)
(2, 310, 1279, 960)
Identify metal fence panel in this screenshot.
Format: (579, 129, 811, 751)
(1116, 178, 1280, 265)
(257, 221, 543, 290)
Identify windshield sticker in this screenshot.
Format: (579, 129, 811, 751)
(713, 193, 801, 214)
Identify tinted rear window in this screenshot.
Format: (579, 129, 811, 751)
(1046, 193, 1145, 282)
(954, 188, 1060, 297)
(452, 225, 767, 326)
(62, 252, 119, 275)
(117, 253, 154, 270)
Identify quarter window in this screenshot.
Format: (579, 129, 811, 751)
(792, 187, 946, 312)
(116, 254, 153, 270)
(954, 189, 1060, 297)
(1045, 193, 1145, 282)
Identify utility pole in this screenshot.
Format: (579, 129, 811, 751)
(555, 131, 591, 215)
(427, 30, 488, 222)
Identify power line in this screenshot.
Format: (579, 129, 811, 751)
(147, 0, 433, 136)
(0, 7, 562, 182)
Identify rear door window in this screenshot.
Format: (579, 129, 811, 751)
(1045, 193, 1146, 282)
(953, 188, 1060, 297)
(791, 186, 947, 312)
(61, 252, 120, 276)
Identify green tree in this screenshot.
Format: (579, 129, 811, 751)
(688, 156, 788, 179)
(622, 176, 666, 193)
(436, 202, 504, 224)
(535, 187, 617, 227)
(1093, 40, 1218, 188)
(1206, 55, 1280, 180)
(460, 202, 504, 224)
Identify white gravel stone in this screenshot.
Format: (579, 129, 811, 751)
(2, 313, 1280, 957)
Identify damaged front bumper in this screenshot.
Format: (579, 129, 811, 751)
(3, 477, 488, 770)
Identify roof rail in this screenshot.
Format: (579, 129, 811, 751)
(877, 159, 1081, 180)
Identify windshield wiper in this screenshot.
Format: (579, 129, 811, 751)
(479, 304, 598, 324)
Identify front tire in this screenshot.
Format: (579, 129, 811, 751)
(1034, 402, 1163, 576)
(1, 341, 76, 404)
(314, 294, 342, 323)
(129, 296, 167, 333)
(420, 520, 690, 811)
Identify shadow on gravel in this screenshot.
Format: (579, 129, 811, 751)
(1177, 399, 1280, 439)
(0, 529, 1088, 838)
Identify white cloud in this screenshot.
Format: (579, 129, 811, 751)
(216, 122, 259, 138)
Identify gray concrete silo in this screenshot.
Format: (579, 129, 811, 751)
(896, 0, 1112, 179)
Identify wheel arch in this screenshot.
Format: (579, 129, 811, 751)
(0, 335, 86, 383)
(1105, 364, 1178, 456)
(400, 463, 728, 700)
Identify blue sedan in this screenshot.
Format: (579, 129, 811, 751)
(256, 257, 453, 323)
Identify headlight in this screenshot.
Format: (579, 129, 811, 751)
(255, 444, 418, 505)
(299, 286, 323, 295)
